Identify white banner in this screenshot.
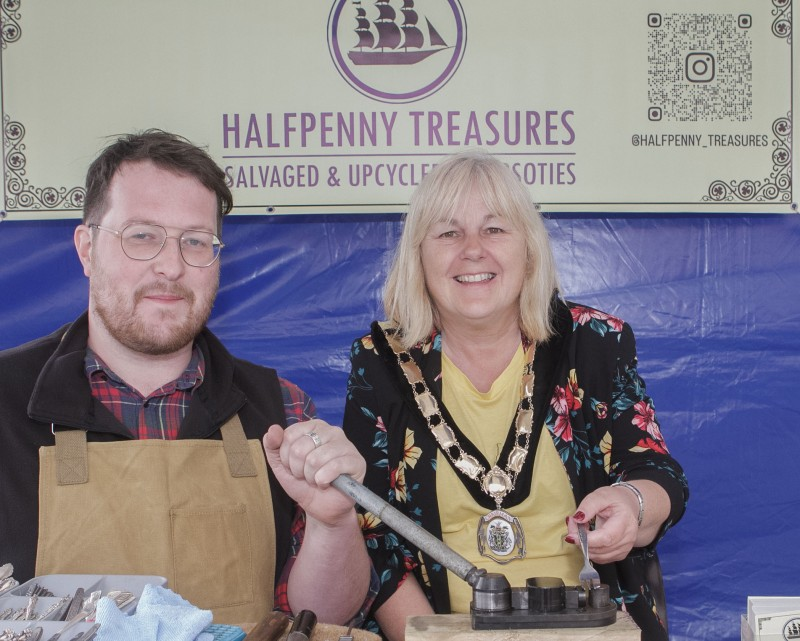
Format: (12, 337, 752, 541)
(0, 0, 796, 219)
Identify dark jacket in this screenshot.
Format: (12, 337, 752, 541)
(0, 312, 294, 583)
(343, 299, 689, 641)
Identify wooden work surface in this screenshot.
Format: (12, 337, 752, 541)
(405, 612, 641, 640)
(240, 618, 381, 641)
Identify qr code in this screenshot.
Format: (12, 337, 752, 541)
(647, 13, 752, 122)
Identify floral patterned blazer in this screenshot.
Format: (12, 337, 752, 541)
(343, 298, 689, 641)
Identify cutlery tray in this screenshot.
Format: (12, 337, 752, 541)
(0, 573, 167, 638)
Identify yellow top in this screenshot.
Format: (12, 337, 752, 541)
(438, 345, 583, 612)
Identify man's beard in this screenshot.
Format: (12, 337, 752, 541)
(93, 278, 217, 356)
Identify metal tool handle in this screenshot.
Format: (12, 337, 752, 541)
(331, 474, 481, 585)
(286, 609, 317, 641)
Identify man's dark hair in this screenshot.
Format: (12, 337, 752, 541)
(82, 129, 233, 230)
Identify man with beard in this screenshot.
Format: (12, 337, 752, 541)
(0, 130, 371, 627)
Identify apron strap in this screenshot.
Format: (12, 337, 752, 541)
(53, 429, 89, 485)
(52, 414, 257, 485)
(220, 415, 258, 477)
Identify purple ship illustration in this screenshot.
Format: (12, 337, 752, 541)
(348, 0, 449, 65)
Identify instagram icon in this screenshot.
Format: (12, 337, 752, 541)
(685, 52, 715, 82)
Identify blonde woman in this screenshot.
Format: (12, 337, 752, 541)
(343, 150, 688, 641)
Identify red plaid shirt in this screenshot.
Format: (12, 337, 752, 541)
(86, 347, 315, 438)
(86, 347, 203, 439)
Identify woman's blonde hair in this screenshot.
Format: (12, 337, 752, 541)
(383, 150, 560, 348)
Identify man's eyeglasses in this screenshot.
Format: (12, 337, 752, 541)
(89, 222, 224, 268)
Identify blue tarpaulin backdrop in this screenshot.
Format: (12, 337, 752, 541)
(1, 212, 799, 640)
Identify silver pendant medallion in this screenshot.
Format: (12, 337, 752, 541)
(477, 509, 526, 564)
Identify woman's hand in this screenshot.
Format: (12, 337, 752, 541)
(565, 480, 671, 563)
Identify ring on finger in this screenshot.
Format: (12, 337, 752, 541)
(304, 431, 322, 448)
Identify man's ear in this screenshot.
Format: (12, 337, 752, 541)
(74, 224, 93, 277)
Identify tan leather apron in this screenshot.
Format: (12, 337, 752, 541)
(36, 416, 275, 624)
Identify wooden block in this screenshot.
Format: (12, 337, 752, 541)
(406, 612, 641, 641)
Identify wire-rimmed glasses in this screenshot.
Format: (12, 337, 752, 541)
(89, 222, 224, 267)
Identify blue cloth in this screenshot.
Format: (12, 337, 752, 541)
(95, 584, 213, 641)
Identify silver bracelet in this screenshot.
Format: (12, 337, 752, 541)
(614, 480, 644, 527)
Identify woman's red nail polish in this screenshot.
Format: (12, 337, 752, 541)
(573, 511, 586, 522)
(564, 535, 576, 545)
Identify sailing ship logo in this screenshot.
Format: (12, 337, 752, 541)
(328, 0, 466, 103)
(349, 0, 449, 66)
